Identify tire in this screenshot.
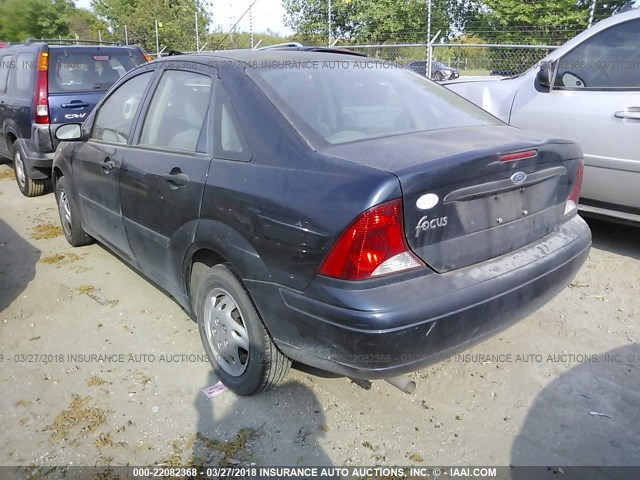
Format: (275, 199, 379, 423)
(433, 71, 445, 82)
(55, 176, 94, 247)
(13, 146, 45, 197)
(195, 264, 291, 395)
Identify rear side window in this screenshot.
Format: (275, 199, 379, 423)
(0, 54, 14, 94)
(214, 85, 250, 161)
(49, 49, 146, 94)
(555, 19, 640, 90)
(9, 53, 34, 98)
(92, 71, 153, 144)
(139, 70, 212, 153)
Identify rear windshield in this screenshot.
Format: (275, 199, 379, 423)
(48, 49, 146, 94)
(247, 62, 499, 146)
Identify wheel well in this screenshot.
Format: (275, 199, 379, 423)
(6, 132, 16, 153)
(188, 248, 227, 302)
(52, 166, 63, 186)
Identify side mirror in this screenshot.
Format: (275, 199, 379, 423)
(536, 61, 554, 88)
(55, 124, 84, 141)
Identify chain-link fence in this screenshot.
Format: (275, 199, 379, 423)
(342, 43, 559, 79)
(432, 44, 558, 76)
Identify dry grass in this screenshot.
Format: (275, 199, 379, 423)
(200, 428, 258, 466)
(0, 168, 15, 180)
(31, 223, 63, 240)
(45, 395, 107, 441)
(87, 376, 108, 387)
(41, 252, 82, 265)
(76, 285, 119, 307)
(158, 428, 259, 467)
(94, 432, 126, 448)
(77, 285, 96, 294)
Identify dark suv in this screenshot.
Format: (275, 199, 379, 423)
(52, 49, 591, 395)
(0, 40, 148, 196)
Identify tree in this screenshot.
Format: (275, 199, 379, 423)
(66, 8, 110, 40)
(91, 0, 211, 51)
(282, 0, 469, 45)
(0, 0, 77, 41)
(473, 0, 630, 44)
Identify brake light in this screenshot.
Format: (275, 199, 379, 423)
(500, 149, 537, 162)
(143, 52, 153, 62)
(319, 199, 423, 280)
(563, 159, 584, 216)
(35, 52, 49, 124)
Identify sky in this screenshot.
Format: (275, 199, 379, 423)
(75, 0, 293, 36)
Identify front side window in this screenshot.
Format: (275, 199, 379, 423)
(248, 63, 499, 147)
(555, 19, 640, 90)
(91, 71, 153, 144)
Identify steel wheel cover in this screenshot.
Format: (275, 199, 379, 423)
(203, 288, 250, 376)
(59, 189, 73, 237)
(14, 151, 25, 188)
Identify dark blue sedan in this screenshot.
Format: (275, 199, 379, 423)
(52, 48, 590, 395)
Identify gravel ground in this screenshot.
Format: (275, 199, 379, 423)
(0, 162, 638, 470)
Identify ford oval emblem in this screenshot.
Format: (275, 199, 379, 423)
(510, 171, 527, 184)
(416, 193, 439, 210)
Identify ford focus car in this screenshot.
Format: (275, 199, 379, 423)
(52, 48, 591, 395)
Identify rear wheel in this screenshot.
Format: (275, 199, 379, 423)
(195, 264, 290, 395)
(13, 147, 45, 197)
(55, 176, 93, 247)
(433, 71, 445, 82)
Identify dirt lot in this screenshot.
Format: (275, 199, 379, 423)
(0, 161, 639, 471)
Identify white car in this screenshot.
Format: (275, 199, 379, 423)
(445, 10, 640, 225)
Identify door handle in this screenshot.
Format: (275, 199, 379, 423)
(62, 102, 90, 108)
(163, 168, 190, 189)
(102, 157, 116, 174)
(614, 107, 640, 120)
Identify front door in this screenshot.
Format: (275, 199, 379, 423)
(73, 70, 155, 257)
(120, 67, 214, 287)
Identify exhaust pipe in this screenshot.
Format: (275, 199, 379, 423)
(385, 375, 416, 394)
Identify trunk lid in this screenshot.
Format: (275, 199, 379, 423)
(322, 125, 583, 272)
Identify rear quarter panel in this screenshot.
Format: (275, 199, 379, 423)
(196, 65, 400, 291)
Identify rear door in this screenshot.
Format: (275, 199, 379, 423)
(120, 66, 214, 287)
(73, 69, 155, 257)
(510, 18, 640, 215)
(48, 47, 147, 139)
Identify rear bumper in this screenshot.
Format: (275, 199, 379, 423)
(247, 215, 591, 379)
(17, 124, 54, 179)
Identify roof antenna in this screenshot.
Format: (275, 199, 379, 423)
(214, 0, 260, 51)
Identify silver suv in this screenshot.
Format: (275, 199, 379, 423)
(445, 10, 640, 225)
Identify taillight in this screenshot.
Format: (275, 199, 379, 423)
(143, 52, 153, 62)
(35, 52, 49, 124)
(319, 199, 423, 281)
(563, 159, 584, 216)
